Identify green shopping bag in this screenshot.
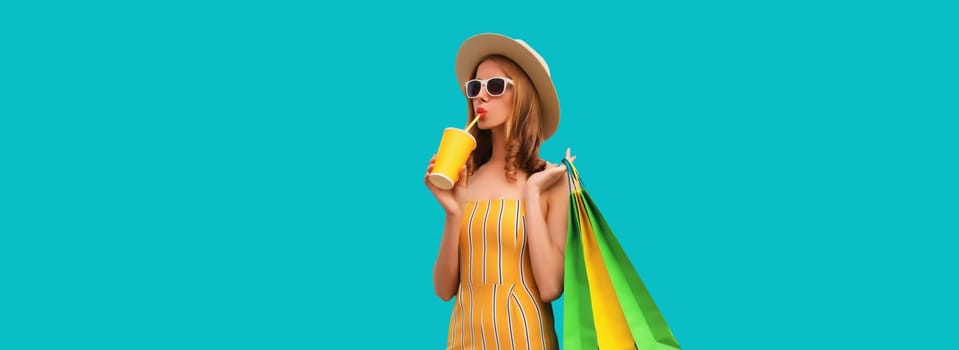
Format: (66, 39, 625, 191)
(562, 158, 681, 350)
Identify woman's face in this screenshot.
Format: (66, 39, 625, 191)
(471, 60, 514, 131)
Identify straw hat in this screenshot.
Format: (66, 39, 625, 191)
(455, 33, 560, 140)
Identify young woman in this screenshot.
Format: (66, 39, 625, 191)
(425, 33, 574, 350)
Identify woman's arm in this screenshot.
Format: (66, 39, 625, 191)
(425, 162, 468, 302)
(433, 212, 462, 301)
(524, 173, 571, 302)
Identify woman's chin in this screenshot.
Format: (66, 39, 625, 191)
(476, 121, 500, 130)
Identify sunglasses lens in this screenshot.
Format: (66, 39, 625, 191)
(466, 80, 481, 98)
(487, 78, 506, 95)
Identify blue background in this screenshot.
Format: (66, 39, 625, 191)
(2, 1, 956, 349)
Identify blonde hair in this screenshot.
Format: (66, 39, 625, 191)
(466, 55, 547, 182)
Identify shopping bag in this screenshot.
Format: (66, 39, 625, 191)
(562, 158, 681, 350)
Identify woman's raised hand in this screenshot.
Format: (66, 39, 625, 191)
(424, 154, 467, 216)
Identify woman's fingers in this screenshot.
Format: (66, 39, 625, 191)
(425, 155, 436, 185)
(565, 148, 576, 162)
(454, 165, 468, 189)
(426, 154, 436, 174)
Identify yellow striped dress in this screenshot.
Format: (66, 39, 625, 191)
(446, 199, 558, 350)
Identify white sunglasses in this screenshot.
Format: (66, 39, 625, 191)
(464, 77, 514, 99)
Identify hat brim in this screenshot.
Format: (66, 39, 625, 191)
(455, 33, 560, 140)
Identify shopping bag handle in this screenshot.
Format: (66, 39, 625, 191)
(561, 157, 584, 194)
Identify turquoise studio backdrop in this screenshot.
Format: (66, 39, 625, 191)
(2, 1, 956, 349)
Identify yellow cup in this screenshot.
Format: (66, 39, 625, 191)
(429, 127, 476, 190)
